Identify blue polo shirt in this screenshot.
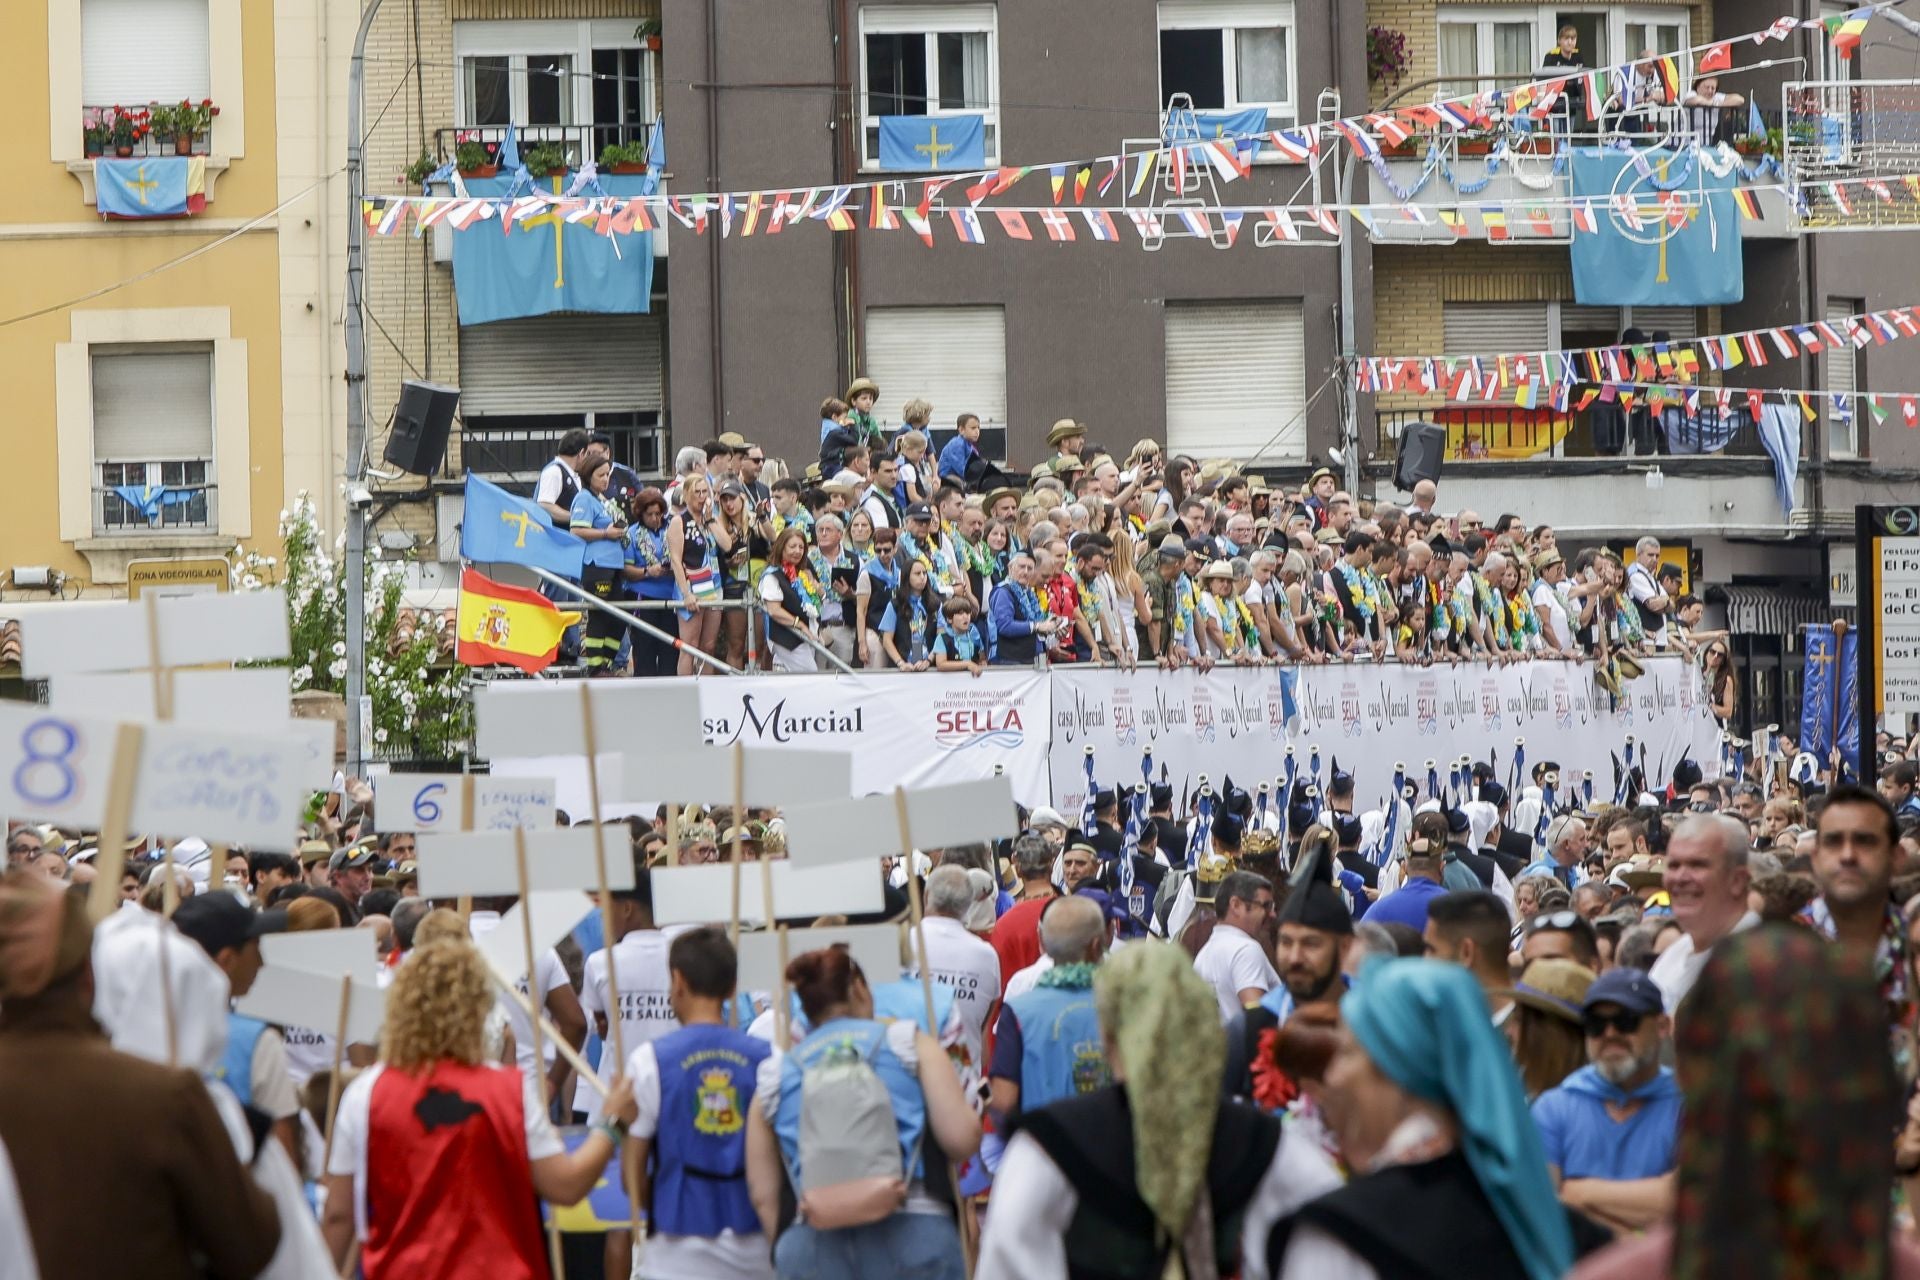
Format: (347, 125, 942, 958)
(1361, 875, 1449, 933)
(1531, 1064, 1682, 1180)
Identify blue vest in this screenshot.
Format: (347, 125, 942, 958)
(1006, 982, 1109, 1113)
(651, 1023, 771, 1238)
(774, 1018, 927, 1183)
(871, 976, 956, 1037)
(215, 1013, 270, 1107)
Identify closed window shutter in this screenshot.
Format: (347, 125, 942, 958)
(863, 306, 1008, 430)
(92, 350, 213, 462)
(1559, 304, 1622, 337)
(1158, 0, 1291, 28)
(459, 315, 664, 415)
(1164, 300, 1307, 459)
(1442, 302, 1550, 353)
(1826, 299, 1861, 396)
(82, 0, 211, 105)
(1630, 306, 1698, 339)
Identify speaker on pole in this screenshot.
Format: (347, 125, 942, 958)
(1393, 421, 1447, 493)
(382, 380, 460, 475)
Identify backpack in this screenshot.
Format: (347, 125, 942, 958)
(788, 1028, 915, 1229)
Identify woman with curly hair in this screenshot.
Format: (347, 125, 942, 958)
(320, 933, 637, 1278)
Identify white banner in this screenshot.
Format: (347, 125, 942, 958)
(1047, 655, 1721, 817)
(488, 658, 1718, 819)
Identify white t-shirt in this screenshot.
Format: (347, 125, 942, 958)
(249, 1027, 301, 1121)
(328, 1062, 562, 1242)
(1627, 562, 1667, 645)
(576, 927, 686, 1118)
(1649, 910, 1761, 1015)
(860, 491, 895, 530)
(534, 458, 578, 509)
(1530, 579, 1571, 650)
(1004, 955, 1054, 1001)
(470, 913, 573, 1086)
(280, 1024, 337, 1087)
(625, 1042, 775, 1280)
(905, 915, 1002, 1083)
(1194, 923, 1279, 1023)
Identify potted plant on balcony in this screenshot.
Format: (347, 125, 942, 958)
(404, 151, 438, 187)
(178, 98, 219, 152)
(1732, 132, 1767, 156)
(106, 105, 148, 158)
(454, 134, 497, 178)
(1458, 127, 1496, 156)
(1367, 26, 1410, 87)
(148, 101, 187, 154)
(599, 140, 651, 173)
(524, 141, 569, 178)
(634, 18, 662, 52)
(81, 108, 107, 157)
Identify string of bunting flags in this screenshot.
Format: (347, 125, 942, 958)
(360, 5, 1886, 249)
(1375, 374, 1920, 428)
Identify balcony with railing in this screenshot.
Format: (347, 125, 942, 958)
(1376, 402, 1769, 460)
(95, 462, 217, 534)
(430, 121, 660, 178)
(444, 413, 666, 485)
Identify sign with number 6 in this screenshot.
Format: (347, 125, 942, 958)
(371, 774, 558, 834)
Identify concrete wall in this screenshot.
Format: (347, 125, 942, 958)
(663, 0, 1369, 473)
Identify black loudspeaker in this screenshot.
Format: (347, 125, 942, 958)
(1393, 421, 1447, 492)
(383, 380, 460, 475)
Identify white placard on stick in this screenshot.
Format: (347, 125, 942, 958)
(619, 746, 854, 809)
(20, 589, 291, 677)
(0, 703, 305, 849)
(235, 967, 386, 1045)
(50, 668, 293, 729)
(259, 928, 381, 986)
(374, 774, 558, 834)
(416, 826, 636, 898)
(651, 860, 885, 926)
(735, 923, 903, 992)
(472, 891, 597, 988)
(474, 682, 702, 759)
(782, 776, 1018, 870)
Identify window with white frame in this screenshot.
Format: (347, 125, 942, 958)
(91, 347, 215, 533)
(859, 5, 1000, 170)
(1157, 1, 1297, 130)
(1826, 297, 1862, 457)
(82, 0, 210, 107)
(455, 21, 658, 157)
(1443, 301, 1698, 357)
(1436, 7, 1688, 102)
(1821, 1, 1855, 80)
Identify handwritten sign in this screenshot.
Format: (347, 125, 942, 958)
(373, 774, 558, 834)
(0, 703, 305, 849)
(415, 826, 637, 897)
(781, 776, 1017, 870)
(736, 923, 902, 991)
(474, 683, 702, 758)
(651, 860, 885, 926)
(617, 745, 854, 808)
(19, 589, 290, 677)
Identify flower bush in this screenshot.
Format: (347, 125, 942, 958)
(1367, 26, 1410, 84)
(232, 493, 473, 762)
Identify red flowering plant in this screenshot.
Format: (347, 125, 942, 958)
(180, 99, 220, 135)
(106, 105, 151, 150)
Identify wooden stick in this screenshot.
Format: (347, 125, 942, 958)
(666, 803, 679, 866)
(775, 925, 792, 1051)
(576, 684, 645, 1244)
(318, 974, 354, 1179)
(516, 829, 568, 1280)
(155, 876, 179, 1067)
(728, 742, 746, 963)
(87, 724, 147, 922)
(142, 590, 173, 722)
(490, 972, 608, 1096)
(458, 775, 475, 924)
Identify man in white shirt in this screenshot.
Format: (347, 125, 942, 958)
(470, 907, 586, 1100)
(1193, 870, 1280, 1022)
(909, 865, 1004, 1091)
(1648, 814, 1758, 1014)
(1531, 550, 1576, 657)
(534, 428, 592, 524)
(578, 871, 684, 1121)
(1626, 536, 1671, 650)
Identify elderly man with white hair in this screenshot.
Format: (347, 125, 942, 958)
(1520, 814, 1589, 892)
(908, 864, 1004, 1087)
(988, 895, 1110, 1124)
(1628, 534, 1672, 649)
(1648, 814, 1758, 1014)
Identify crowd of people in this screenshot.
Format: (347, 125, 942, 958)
(531, 389, 1734, 705)
(8, 724, 1920, 1278)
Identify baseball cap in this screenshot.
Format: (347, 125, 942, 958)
(329, 841, 378, 872)
(1582, 967, 1664, 1016)
(906, 502, 935, 521)
(172, 894, 287, 957)
(1028, 806, 1069, 831)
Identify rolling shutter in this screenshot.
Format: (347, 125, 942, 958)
(1826, 298, 1861, 397)
(458, 314, 663, 415)
(863, 306, 1008, 429)
(1442, 301, 1550, 354)
(1631, 306, 1698, 339)
(92, 349, 213, 462)
(1165, 300, 1307, 459)
(82, 0, 211, 105)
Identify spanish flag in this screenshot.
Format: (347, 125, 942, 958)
(455, 567, 581, 673)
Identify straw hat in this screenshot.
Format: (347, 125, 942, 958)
(1496, 957, 1596, 1024)
(845, 377, 878, 401)
(1198, 559, 1235, 584)
(1046, 418, 1084, 446)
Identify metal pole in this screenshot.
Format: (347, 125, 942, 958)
(529, 567, 740, 675)
(344, 0, 386, 779)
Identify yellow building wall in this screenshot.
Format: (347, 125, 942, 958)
(2, 0, 292, 592)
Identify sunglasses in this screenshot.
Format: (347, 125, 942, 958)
(1687, 800, 1715, 813)
(1527, 909, 1582, 932)
(1583, 1009, 1646, 1037)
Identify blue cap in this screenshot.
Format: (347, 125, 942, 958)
(1582, 967, 1664, 1015)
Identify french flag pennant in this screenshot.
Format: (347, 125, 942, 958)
(1793, 326, 1822, 353)
(1870, 312, 1898, 343)
(1435, 101, 1475, 131)
(949, 208, 986, 244)
(1126, 208, 1164, 240)
(1265, 207, 1300, 240)
(1081, 208, 1120, 242)
(1175, 208, 1210, 238)
(1221, 209, 1245, 247)
(1331, 120, 1381, 160)
(1269, 130, 1313, 161)
(1816, 320, 1847, 348)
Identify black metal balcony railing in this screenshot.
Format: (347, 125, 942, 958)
(83, 106, 214, 159)
(430, 121, 658, 177)
(1376, 402, 1771, 462)
(1373, 105, 1785, 163)
(446, 414, 666, 483)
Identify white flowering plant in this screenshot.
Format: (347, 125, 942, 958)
(231, 494, 473, 761)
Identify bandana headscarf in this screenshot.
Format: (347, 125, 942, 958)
(1341, 958, 1573, 1280)
(1093, 941, 1226, 1260)
(1671, 926, 1896, 1280)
